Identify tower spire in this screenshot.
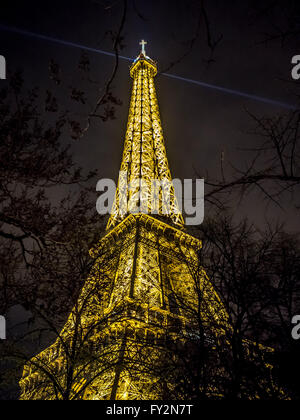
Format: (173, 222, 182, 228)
(107, 46, 184, 230)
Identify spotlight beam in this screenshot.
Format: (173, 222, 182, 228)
(161, 73, 298, 110)
(0, 24, 132, 62)
(0, 24, 298, 111)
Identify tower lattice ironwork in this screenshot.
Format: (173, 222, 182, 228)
(19, 45, 253, 400)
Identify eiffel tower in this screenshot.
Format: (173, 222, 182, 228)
(19, 42, 231, 400)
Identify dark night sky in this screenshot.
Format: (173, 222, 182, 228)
(0, 0, 299, 231)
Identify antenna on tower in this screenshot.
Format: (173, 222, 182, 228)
(139, 39, 147, 55)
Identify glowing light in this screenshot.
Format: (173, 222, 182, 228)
(139, 39, 147, 55)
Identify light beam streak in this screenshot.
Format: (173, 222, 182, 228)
(161, 73, 298, 110)
(0, 23, 298, 111)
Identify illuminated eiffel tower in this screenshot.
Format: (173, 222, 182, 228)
(19, 42, 230, 400)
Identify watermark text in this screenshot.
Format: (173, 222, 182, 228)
(0, 55, 6, 80)
(291, 55, 300, 80)
(96, 172, 204, 226)
(0, 315, 6, 340)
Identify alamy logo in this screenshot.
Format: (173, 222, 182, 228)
(291, 55, 300, 80)
(0, 55, 6, 80)
(291, 315, 300, 340)
(0, 315, 6, 340)
(96, 173, 204, 226)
